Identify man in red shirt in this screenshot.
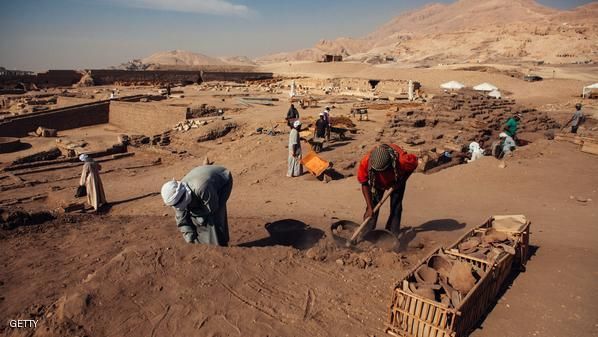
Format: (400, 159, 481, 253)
(357, 144, 418, 236)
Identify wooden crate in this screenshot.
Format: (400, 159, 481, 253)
(387, 216, 531, 337)
(448, 215, 530, 270)
(386, 249, 497, 337)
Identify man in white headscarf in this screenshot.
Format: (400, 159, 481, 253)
(78, 154, 106, 211)
(161, 165, 233, 246)
(287, 120, 303, 177)
(499, 132, 516, 158)
(466, 142, 484, 163)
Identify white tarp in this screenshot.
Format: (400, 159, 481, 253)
(488, 89, 502, 99)
(474, 82, 498, 91)
(582, 83, 598, 98)
(440, 81, 465, 90)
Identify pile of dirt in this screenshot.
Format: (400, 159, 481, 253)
(196, 122, 238, 142)
(304, 238, 406, 269)
(0, 208, 55, 230)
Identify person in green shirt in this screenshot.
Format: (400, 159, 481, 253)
(504, 114, 521, 139)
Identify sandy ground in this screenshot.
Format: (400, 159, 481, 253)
(1, 68, 598, 337)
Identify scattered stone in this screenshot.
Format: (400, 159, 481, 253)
(35, 126, 57, 137)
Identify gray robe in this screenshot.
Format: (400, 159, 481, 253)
(79, 161, 106, 211)
(175, 165, 233, 246)
(287, 128, 303, 177)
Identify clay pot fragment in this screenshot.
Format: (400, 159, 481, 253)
(449, 262, 476, 295)
(482, 228, 509, 243)
(428, 254, 453, 277)
(415, 265, 439, 284)
(458, 237, 481, 253)
(413, 286, 436, 300)
(498, 243, 516, 255)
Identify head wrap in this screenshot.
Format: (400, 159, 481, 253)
(499, 132, 508, 138)
(293, 120, 302, 128)
(161, 180, 192, 210)
(319, 112, 324, 116)
(399, 153, 418, 172)
(469, 142, 480, 153)
(79, 154, 90, 162)
(369, 145, 392, 171)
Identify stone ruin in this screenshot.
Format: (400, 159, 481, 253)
(381, 90, 560, 172)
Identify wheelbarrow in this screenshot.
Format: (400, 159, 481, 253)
(301, 150, 331, 178)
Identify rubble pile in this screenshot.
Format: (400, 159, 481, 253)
(381, 90, 561, 171)
(173, 119, 209, 132)
(186, 104, 224, 119)
(124, 132, 171, 147)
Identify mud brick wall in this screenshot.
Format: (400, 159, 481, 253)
(35, 70, 83, 87)
(0, 74, 37, 89)
(90, 70, 202, 85)
(0, 101, 109, 137)
(109, 101, 186, 135)
(201, 72, 273, 82)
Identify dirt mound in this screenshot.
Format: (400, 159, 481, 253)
(0, 208, 55, 230)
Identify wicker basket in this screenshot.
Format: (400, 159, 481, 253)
(386, 249, 497, 337)
(387, 216, 531, 337)
(448, 215, 530, 271)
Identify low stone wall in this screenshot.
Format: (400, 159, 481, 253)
(90, 70, 202, 85)
(109, 101, 186, 135)
(201, 71, 273, 82)
(1, 69, 274, 89)
(0, 101, 110, 137)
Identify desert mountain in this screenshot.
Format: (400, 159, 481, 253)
(142, 50, 227, 66)
(137, 50, 256, 68)
(258, 0, 598, 65)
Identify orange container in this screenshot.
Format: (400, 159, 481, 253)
(301, 151, 330, 177)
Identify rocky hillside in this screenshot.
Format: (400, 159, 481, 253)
(258, 0, 598, 65)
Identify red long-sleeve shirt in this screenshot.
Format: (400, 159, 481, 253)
(357, 144, 410, 190)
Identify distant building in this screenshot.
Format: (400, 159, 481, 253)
(322, 54, 343, 63)
(0, 68, 35, 77)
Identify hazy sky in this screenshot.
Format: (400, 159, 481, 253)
(0, 0, 593, 70)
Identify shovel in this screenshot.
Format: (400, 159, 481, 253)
(346, 187, 395, 247)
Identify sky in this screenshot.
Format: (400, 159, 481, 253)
(0, 0, 593, 71)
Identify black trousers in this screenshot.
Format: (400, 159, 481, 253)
(366, 182, 407, 235)
(571, 125, 578, 134)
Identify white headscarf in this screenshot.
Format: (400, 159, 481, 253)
(293, 120, 302, 128)
(161, 180, 192, 210)
(469, 142, 481, 153)
(79, 154, 90, 162)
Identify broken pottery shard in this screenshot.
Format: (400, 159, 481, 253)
(449, 261, 476, 295)
(482, 228, 509, 243)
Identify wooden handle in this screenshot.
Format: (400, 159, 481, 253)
(348, 187, 395, 245)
